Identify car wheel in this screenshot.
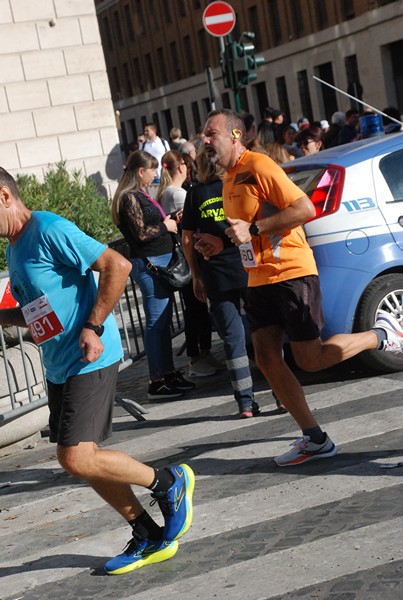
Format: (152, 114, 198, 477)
(354, 273, 403, 373)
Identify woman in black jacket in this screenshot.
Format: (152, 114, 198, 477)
(112, 150, 194, 400)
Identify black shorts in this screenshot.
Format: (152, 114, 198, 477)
(47, 362, 119, 447)
(246, 275, 324, 342)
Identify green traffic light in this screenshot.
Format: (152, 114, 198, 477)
(231, 38, 264, 88)
(221, 32, 264, 94)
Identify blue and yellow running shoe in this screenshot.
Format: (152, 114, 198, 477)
(104, 533, 178, 576)
(150, 464, 195, 541)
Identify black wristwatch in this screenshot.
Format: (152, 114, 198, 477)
(249, 222, 260, 237)
(84, 321, 105, 337)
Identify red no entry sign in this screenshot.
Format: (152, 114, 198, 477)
(203, 1, 236, 37)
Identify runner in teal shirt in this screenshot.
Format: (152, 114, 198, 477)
(0, 168, 195, 575)
(7, 210, 123, 383)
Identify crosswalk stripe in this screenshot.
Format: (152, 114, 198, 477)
(2, 394, 402, 537)
(1, 443, 402, 596)
(125, 517, 403, 600)
(197, 405, 403, 463)
(126, 376, 403, 421)
(7, 376, 401, 476)
(1, 375, 403, 598)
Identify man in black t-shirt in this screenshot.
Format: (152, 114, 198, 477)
(182, 175, 261, 418)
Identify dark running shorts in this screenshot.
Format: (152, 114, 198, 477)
(246, 275, 324, 342)
(47, 361, 119, 447)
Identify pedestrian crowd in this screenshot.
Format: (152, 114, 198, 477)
(240, 103, 402, 162)
(0, 101, 402, 578)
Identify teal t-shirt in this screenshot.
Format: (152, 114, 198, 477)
(7, 211, 123, 384)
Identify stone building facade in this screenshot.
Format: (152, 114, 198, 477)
(0, 0, 122, 195)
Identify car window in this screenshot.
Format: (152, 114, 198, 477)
(285, 167, 327, 198)
(379, 149, 403, 201)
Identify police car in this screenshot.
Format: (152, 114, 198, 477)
(283, 132, 403, 373)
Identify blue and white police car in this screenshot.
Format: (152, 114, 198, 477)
(283, 132, 403, 373)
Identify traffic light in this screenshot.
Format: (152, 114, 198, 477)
(221, 40, 235, 91)
(232, 36, 264, 88)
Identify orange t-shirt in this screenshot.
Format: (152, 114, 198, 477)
(223, 150, 318, 286)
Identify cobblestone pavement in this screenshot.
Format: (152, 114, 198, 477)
(1, 334, 403, 600)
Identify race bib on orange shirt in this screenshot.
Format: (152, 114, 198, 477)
(239, 241, 258, 268)
(22, 294, 64, 345)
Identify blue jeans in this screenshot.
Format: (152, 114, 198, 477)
(209, 288, 254, 411)
(130, 254, 175, 380)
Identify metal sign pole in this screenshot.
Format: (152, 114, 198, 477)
(313, 76, 403, 126)
(206, 66, 216, 111)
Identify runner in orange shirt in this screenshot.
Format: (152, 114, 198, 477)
(194, 108, 403, 467)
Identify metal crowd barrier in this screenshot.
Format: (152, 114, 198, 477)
(0, 256, 185, 428)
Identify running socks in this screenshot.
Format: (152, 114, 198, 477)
(302, 426, 326, 445)
(372, 327, 387, 349)
(129, 510, 162, 540)
(148, 467, 175, 493)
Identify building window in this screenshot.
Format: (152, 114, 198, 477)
(268, 0, 282, 46)
(342, 0, 355, 20)
(133, 57, 144, 94)
(170, 41, 182, 80)
(315, 0, 328, 28)
(232, 15, 241, 42)
(162, 3, 172, 23)
(112, 66, 120, 97)
(163, 109, 173, 134)
(152, 113, 161, 135)
(276, 76, 290, 122)
(248, 6, 261, 51)
(120, 121, 128, 149)
(178, 105, 188, 139)
(150, 0, 160, 32)
(345, 54, 363, 109)
(113, 11, 123, 45)
(123, 63, 133, 97)
(315, 62, 338, 120)
(387, 39, 403, 115)
(289, 0, 304, 38)
(297, 70, 313, 122)
(124, 4, 135, 41)
(202, 97, 211, 118)
(183, 36, 195, 76)
(198, 29, 209, 69)
(128, 119, 137, 142)
(145, 53, 156, 90)
(191, 101, 201, 131)
(222, 92, 231, 109)
(135, 0, 146, 34)
(254, 81, 269, 120)
(157, 47, 168, 85)
(345, 54, 360, 84)
(103, 17, 113, 51)
(178, 0, 187, 17)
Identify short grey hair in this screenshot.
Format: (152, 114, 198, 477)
(180, 141, 196, 155)
(331, 111, 345, 126)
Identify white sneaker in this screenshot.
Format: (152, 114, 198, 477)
(188, 358, 217, 377)
(374, 314, 403, 354)
(274, 434, 338, 467)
